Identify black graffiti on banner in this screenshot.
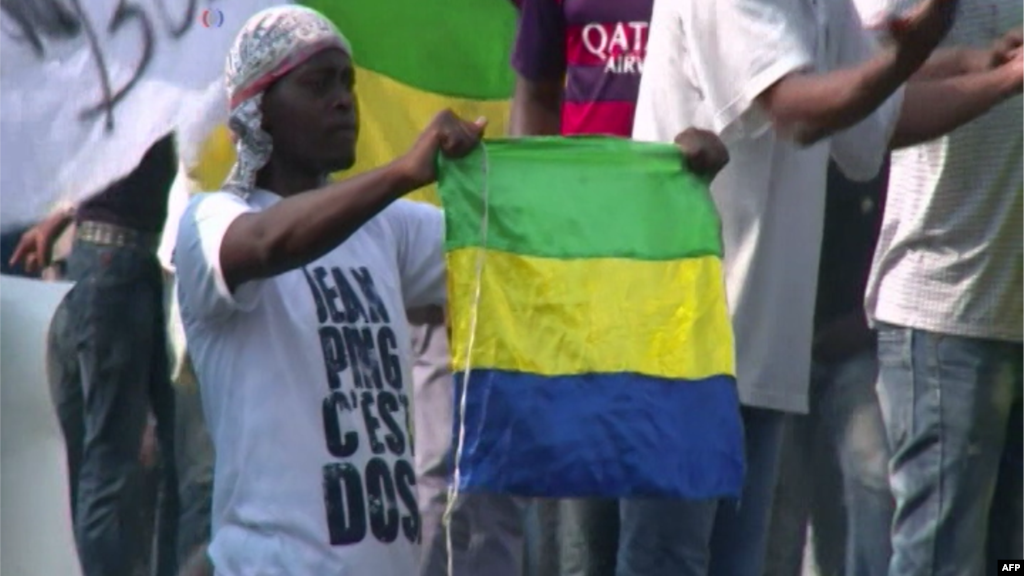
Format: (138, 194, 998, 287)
(0, 0, 204, 132)
(151, 0, 197, 39)
(0, 0, 81, 56)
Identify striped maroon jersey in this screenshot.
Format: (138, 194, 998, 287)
(512, 0, 653, 137)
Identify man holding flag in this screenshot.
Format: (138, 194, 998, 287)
(173, 7, 485, 573)
(173, 4, 733, 574)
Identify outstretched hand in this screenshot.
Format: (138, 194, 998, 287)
(993, 27, 1023, 63)
(8, 211, 72, 275)
(674, 128, 729, 180)
(1001, 47, 1023, 94)
(886, 0, 960, 67)
(399, 110, 487, 189)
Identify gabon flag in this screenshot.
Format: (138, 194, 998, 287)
(438, 137, 746, 499)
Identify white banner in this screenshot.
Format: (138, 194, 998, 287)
(0, 0, 281, 229)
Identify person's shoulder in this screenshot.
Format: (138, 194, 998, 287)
(176, 191, 256, 251)
(189, 190, 253, 210)
(648, 0, 684, 14)
(183, 191, 255, 221)
(575, 0, 655, 18)
(378, 199, 443, 231)
(375, 200, 443, 246)
(387, 199, 443, 219)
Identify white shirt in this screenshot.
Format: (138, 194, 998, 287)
(174, 190, 446, 575)
(633, 0, 902, 413)
(865, 0, 1023, 342)
(850, 0, 892, 27)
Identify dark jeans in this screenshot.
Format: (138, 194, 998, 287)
(526, 407, 785, 576)
(765, 350, 893, 576)
(876, 324, 1023, 576)
(48, 239, 179, 576)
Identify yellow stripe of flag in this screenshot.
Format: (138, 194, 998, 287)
(447, 249, 736, 380)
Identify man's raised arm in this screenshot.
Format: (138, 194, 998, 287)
(891, 51, 1022, 148)
(757, 0, 959, 145)
(217, 113, 484, 292)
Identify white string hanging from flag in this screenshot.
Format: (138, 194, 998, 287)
(443, 141, 491, 576)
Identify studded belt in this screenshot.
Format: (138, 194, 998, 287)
(75, 220, 160, 252)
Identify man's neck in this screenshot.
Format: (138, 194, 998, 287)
(255, 163, 328, 198)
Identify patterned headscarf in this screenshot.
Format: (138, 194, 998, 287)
(222, 6, 352, 195)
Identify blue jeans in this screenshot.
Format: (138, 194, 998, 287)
(876, 324, 1023, 576)
(523, 498, 561, 576)
(525, 407, 783, 576)
(48, 239, 179, 576)
(765, 350, 893, 576)
(532, 498, 619, 576)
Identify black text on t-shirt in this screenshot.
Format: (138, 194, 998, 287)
(304, 265, 420, 548)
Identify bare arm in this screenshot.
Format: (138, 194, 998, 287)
(912, 46, 994, 80)
(8, 204, 76, 274)
(220, 161, 422, 291)
(220, 111, 485, 292)
(909, 27, 1021, 80)
(759, 45, 990, 143)
(757, 48, 914, 145)
(891, 63, 1021, 148)
(508, 76, 563, 136)
(507, 0, 566, 136)
(757, 0, 960, 145)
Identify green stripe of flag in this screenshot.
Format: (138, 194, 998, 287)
(302, 0, 517, 100)
(438, 137, 724, 261)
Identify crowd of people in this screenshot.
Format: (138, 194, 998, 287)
(6, 0, 1022, 575)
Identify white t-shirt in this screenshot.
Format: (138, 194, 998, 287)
(850, 0, 893, 28)
(633, 0, 902, 413)
(174, 189, 446, 575)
